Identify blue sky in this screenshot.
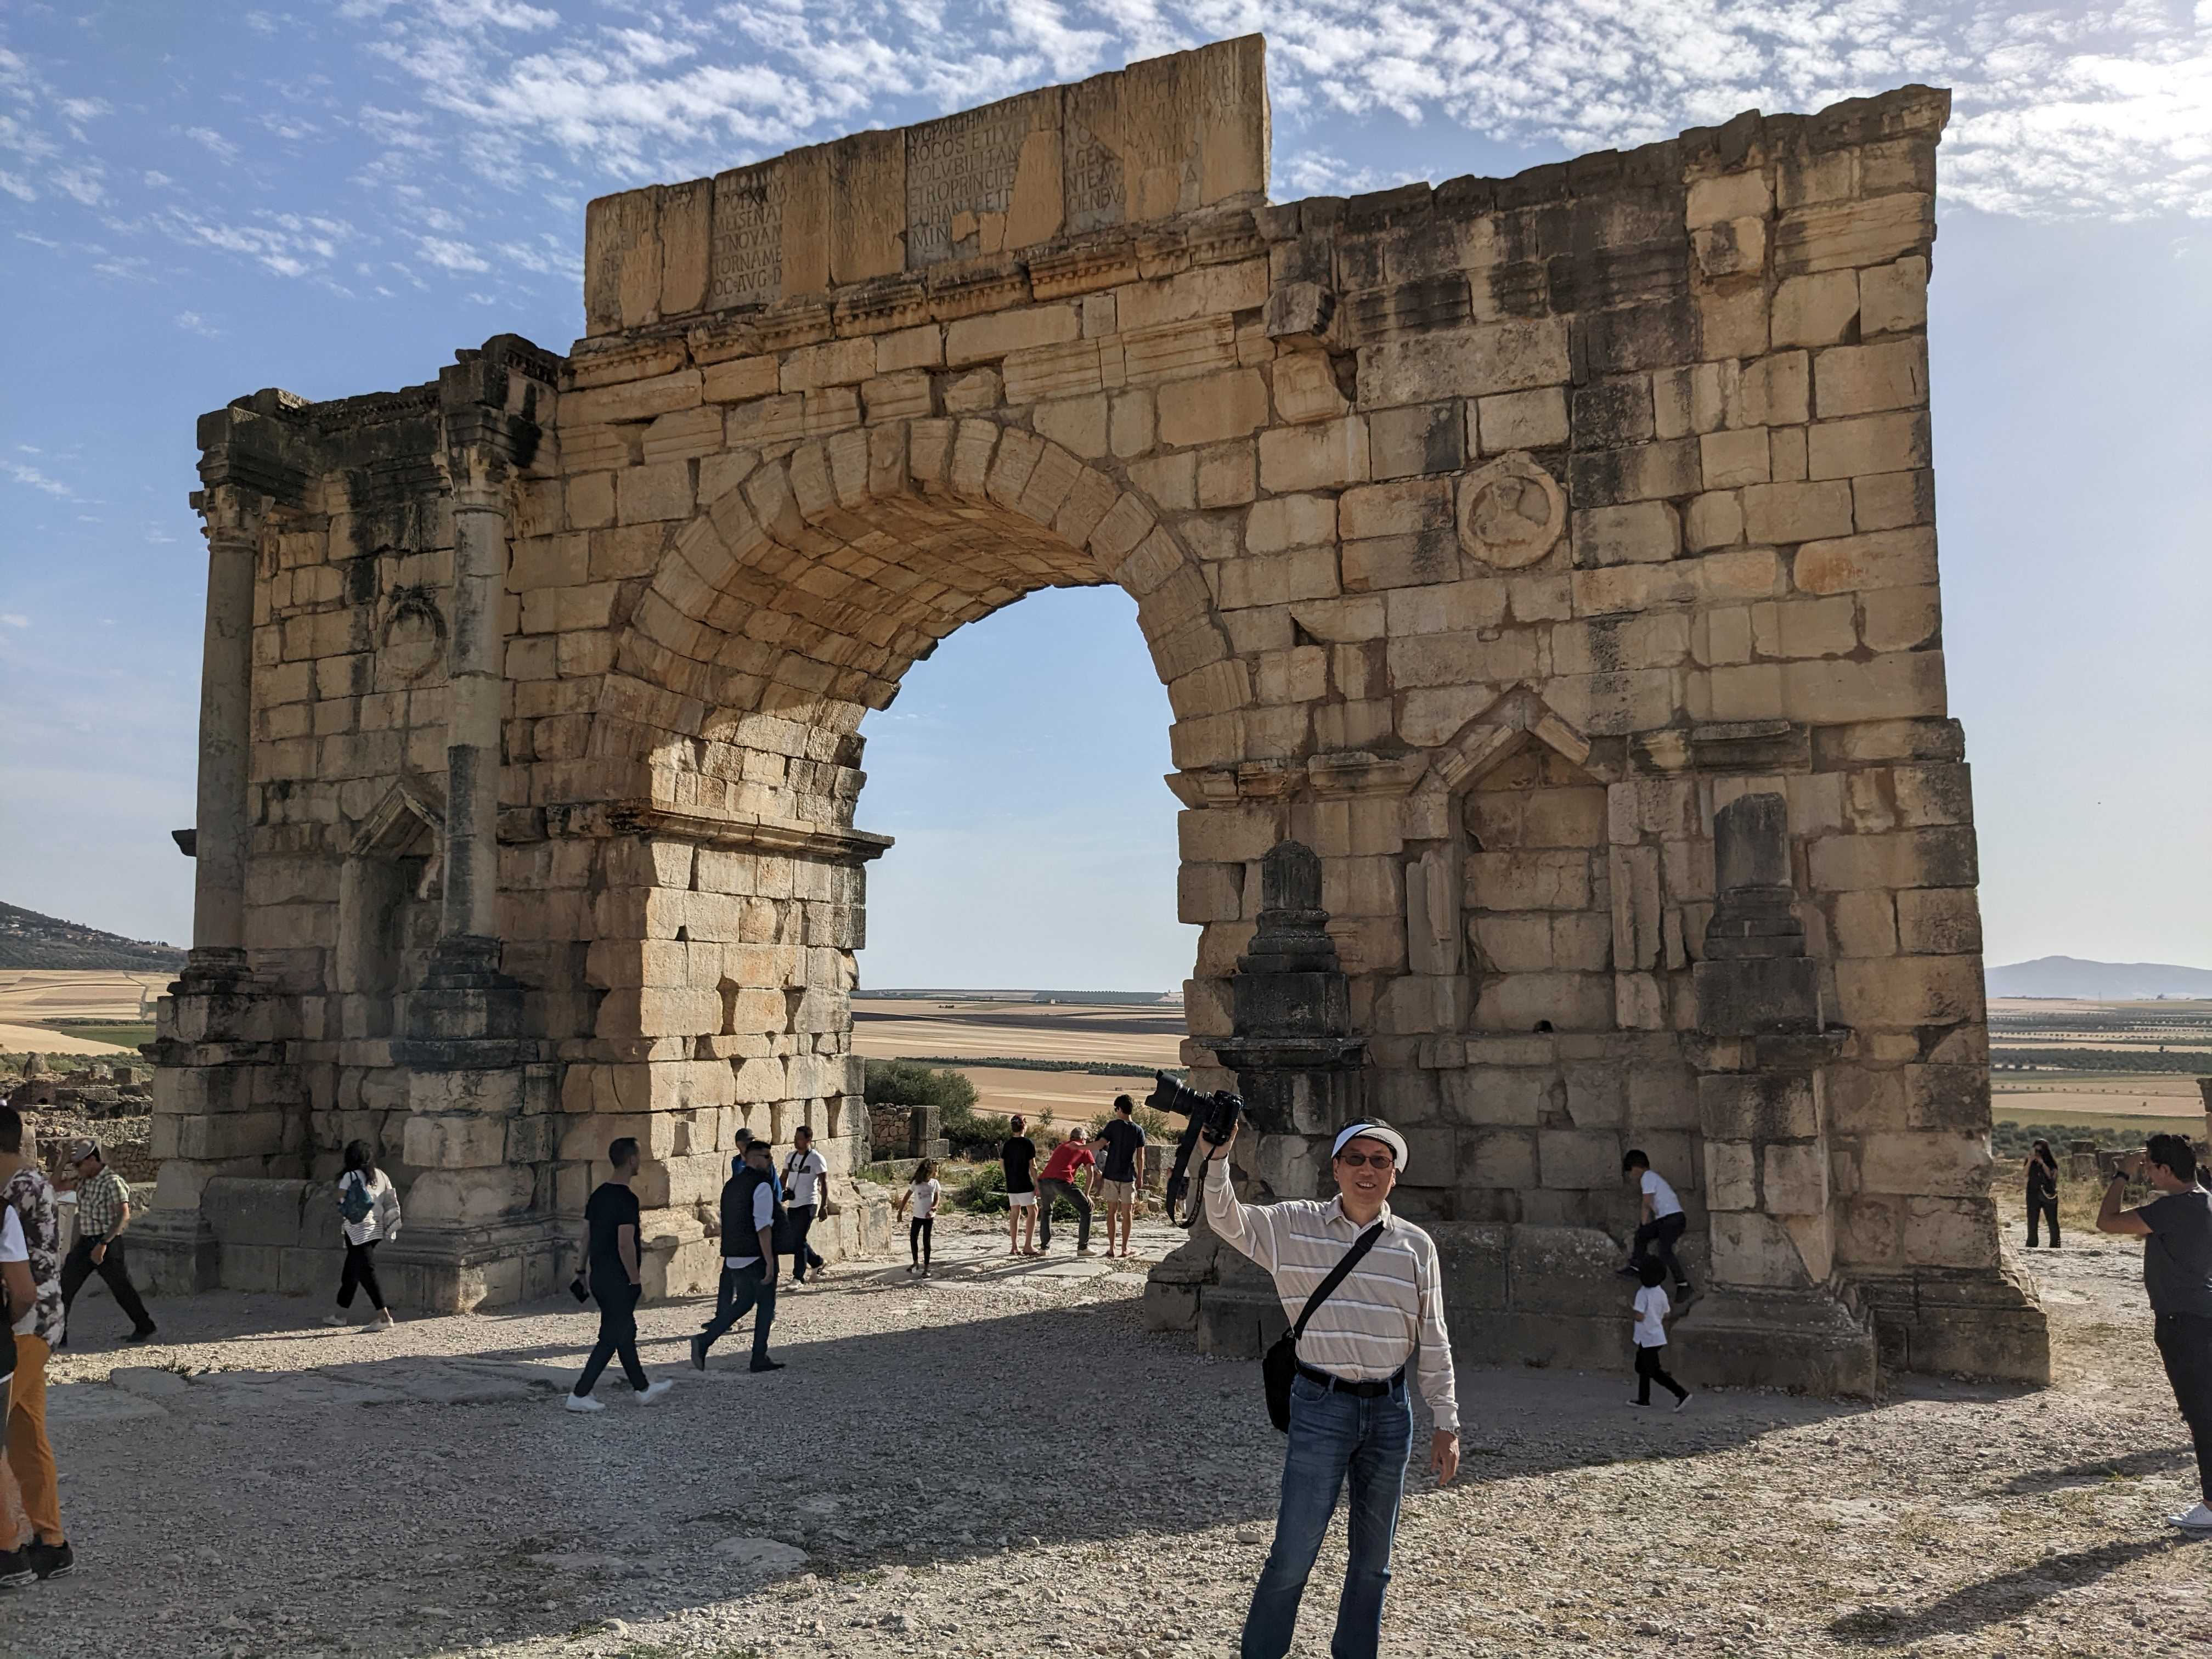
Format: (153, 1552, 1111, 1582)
(1, 1, 2207, 989)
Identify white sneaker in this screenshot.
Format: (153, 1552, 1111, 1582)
(1626, 1398, 1647, 1408)
(2170, 1503, 2212, 1533)
(1674, 1393, 1693, 1413)
(635, 1380, 674, 1406)
(563, 1393, 605, 1413)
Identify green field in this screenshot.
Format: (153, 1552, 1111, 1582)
(33, 1020, 154, 1052)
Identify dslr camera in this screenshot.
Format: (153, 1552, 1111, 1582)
(1149, 1070, 1245, 1227)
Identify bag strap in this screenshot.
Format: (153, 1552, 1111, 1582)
(1291, 1221, 1386, 1344)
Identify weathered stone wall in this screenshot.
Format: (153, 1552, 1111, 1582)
(150, 35, 2041, 1385)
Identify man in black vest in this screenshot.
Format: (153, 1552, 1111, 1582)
(692, 1139, 784, 1374)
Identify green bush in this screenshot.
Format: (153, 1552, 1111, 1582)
(863, 1059, 977, 1111)
(1989, 1120, 2157, 1160)
(953, 1163, 1009, 1213)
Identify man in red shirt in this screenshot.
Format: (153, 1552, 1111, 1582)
(1036, 1126, 1097, 1256)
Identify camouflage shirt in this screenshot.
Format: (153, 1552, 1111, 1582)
(2, 1164, 64, 1346)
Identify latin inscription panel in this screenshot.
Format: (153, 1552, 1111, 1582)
(710, 161, 789, 311)
(905, 92, 1050, 268)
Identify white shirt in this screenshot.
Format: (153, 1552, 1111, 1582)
(1633, 1285, 1671, 1346)
(907, 1178, 941, 1220)
(725, 1178, 777, 1269)
(0, 1206, 25, 1344)
(338, 1169, 398, 1247)
(782, 1149, 827, 1209)
(1641, 1169, 1683, 1220)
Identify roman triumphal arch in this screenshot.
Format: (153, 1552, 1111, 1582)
(145, 36, 2046, 1391)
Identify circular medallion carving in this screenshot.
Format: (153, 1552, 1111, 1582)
(1457, 452, 1566, 569)
(379, 592, 447, 682)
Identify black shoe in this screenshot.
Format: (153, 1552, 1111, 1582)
(1615, 1266, 1641, 1279)
(0, 1549, 32, 1589)
(689, 1334, 707, 1372)
(26, 1540, 73, 1579)
(748, 1358, 785, 1373)
(1674, 1281, 1694, 1300)
(125, 1325, 156, 1342)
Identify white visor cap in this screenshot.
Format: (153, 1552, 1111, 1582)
(1331, 1122, 1410, 1173)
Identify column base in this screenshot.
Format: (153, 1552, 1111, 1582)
(1670, 1287, 1880, 1397)
(1853, 1259, 2050, 1385)
(376, 1218, 568, 1312)
(128, 1207, 222, 1296)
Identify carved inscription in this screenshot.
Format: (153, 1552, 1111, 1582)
(710, 162, 789, 311)
(906, 97, 1035, 268)
(1064, 117, 1124, 233)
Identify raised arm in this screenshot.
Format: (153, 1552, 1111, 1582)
(2098, 1159, 2153, 1237)
(1200, 1127, 1279, 1273)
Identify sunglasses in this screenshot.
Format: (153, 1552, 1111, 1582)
(1334, 1151, 1396, 1169)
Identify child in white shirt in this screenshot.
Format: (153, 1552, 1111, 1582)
(895, 1160, 941, 1278)
(1630, 1259, 1691, 1410)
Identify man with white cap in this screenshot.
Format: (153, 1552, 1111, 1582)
(1205, 1117, 1458, 1659)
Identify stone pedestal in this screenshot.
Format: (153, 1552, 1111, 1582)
(1147, 841, 1364, 1355)
(1672, 794, 1878, 1395)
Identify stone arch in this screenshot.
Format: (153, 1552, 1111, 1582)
(590, 416, 1245, 817)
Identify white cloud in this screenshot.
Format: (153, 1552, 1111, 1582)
(0, 170, 33, 202)
(0, 614, 29, 629)
(416, 235, 492, 272)
(184, 126, 241, 162)
(3, 462, 74, 499)
(175, 310, 223, 337)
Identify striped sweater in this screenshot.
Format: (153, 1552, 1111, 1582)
(1205, 1159, 1459, 1434)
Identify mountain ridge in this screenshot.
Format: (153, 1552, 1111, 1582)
(0, 901, 185, 973)
(1987, 956, 2212, 1000)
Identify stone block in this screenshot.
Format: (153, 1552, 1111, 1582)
(1158, 369, 1269, 448)
(1859, 1132, 1993, 1199)
(1706, 1139, 1756, 1210)
(1357, 319, 1570, 409)
(1895, 887, 1981, 955)
(1814, 339, 1927, 417)
(1700, 428, 1770, 489)
(1572, 501, 1679, 567)
(1794, 526, 1936, 595)
(945, 304, 1078, 366)
(1764, 1142, 1829, 1215)
(1771, 270, 1860, 348)
(1807, 411, 1929, 481)
(1742, 481, 1853, 544)
(1369, 402, 1466, 478)
(1860, 256, 1928, 336)
(1833, 954, 1984, 1030)
(1699, 1073, 1819, 1141)
(1475, 386, 1568, 454)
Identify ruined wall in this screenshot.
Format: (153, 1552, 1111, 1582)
(151, 36, 2040, 1384)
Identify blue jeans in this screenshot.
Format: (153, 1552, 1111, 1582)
(1242, 1370, 1412, 1659)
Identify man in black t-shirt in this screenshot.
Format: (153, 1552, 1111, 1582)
(1002, 1118, 1040, 1257)
(2100, 1132, 2212, 1532)
(1094, 1095, 1148, 1259)
(568, 1138, 674, 1412)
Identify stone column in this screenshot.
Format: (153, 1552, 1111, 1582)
(1674, 793, 1877, 1395)
(187, 487, 259, 971)
(388, 344, 561, 1310)
(1145, 840, 1366, 1355)
(142, 411, 312, 1291)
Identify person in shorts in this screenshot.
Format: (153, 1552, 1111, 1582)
(1002, 1117, 1040, 1257)
(1094, 1095, 1148, 1258)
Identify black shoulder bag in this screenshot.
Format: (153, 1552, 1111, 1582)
(1263, 1222, 1384, 1432)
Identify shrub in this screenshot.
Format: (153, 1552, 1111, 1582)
(863, 1059, 977, 1112)
(953, 1162, 1009, 1214)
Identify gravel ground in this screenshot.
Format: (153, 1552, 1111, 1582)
(10, 1211, 2212, 1659)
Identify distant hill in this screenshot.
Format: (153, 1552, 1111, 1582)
(1988, 956, 2212, 1000)
(0, 902, 185, 972)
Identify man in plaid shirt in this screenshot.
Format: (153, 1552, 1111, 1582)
(58, 1140, 155, 1345)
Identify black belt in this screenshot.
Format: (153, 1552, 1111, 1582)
(1296, 1362, 1404, 1399)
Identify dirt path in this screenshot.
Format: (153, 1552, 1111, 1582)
(13, 1217, 2212, 1659)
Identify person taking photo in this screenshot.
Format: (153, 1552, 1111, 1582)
(2098, 1133, 2212, 1532)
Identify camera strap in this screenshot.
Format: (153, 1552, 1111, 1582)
(1292, 1220, 1387, 1347)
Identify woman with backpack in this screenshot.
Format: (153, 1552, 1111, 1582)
(328, 1139, 402, 1329)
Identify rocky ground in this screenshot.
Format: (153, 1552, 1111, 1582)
(10, 1210, 2211, 1659)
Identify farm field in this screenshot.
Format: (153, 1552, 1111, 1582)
(1987, 995, 2211, 1123)
(0, 968, 166, 1054)
(851, 995, 1187, 1120)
